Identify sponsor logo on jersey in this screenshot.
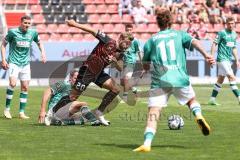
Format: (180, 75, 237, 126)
(226, 42, 234, 47)
(16, 41, 30, 47)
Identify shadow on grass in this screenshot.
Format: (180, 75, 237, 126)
(95, 143, 187, 149)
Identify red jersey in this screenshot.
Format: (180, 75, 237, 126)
(84, 31, 120, 74)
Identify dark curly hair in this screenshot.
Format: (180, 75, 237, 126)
(155, 8, 172, 29)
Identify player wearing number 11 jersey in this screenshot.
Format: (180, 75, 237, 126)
(133, 8, 216, 152)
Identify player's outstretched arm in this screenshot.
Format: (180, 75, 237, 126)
(192, 39, 216, 66)
(38, 87, 52, 123)
(210, 42, 217, 57)
(66, 19, 97, 36)
(1, 39, 9, 70)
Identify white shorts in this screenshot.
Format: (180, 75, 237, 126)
(121, 63, 134, 79)
(148, 85, 195, 108)
(8, 63, 31, 81)
(217, 61, 234, 76)
(47, 102, 75, 121)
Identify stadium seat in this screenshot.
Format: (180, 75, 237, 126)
(66, 14, 77, 21)
(33, 14, 45, 24)
(92, 24, 103, 30)
(31, 5, 42, 14)
(63, 5, 74, 14)
(49, 33, 61, 41)
(71, 0, 83, 4)
(97, 5, 108, 14)
(76, 14, 88, 24)
(40, 0, 49, 5)
(108, 33, 118, 39)
(135, 24, 147, 33)
(51, 0, 60, 5)
(134, 33, 141, 39)
(110, 14, 122, 23)
(83, 34, 96, 41)
(36, 24, 47, 33)
(105, 0, 119, 4)
(52, 5, 63, 13)
(94, 0, 105, 4)
(28, 0, 39, 4)
(39, 34, 50, 41)
(61, 34, 72, 41)
(83, 0, 94, 4)
(213, 23, 224, 32)
(85, 5, 96, 14)
(148, 23, 158, 33)
(72, 34, 84, 41)
(172, 24, 180, 30)
(75, 4, 85, 13)
(69, 26, 81, 33)
(103, 24, 114, 33)
(140, 33, 151, 40)
(107, 4, 118, 14)
(145, 15, 156, 23)
(45, 14, 55, 23)
(57, 24, 70, 33)
(16, 5, 27, 10)
(236, 24, 240, 32)
(88, 14, 99, 23)
(42, 5, 52, 13)
(55, 14, 66, 24)
(180, 23, 189, 31)
(122, 14, 133, 23)
(47, 24, 58, 33)
(4, 0, 16, 4)
(114, 23, 125, 32)
(16, 0, 28, 4)
(99, 14, 111, 23)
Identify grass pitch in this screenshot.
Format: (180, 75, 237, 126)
(0, 86, 239, 160)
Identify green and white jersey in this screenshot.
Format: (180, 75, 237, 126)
(123, 38, 141, 64)
(48, 81, 72, 110)
(4, 27, 40, 66)
(143, 29, 194, 88)
(214, 29, 237, 62)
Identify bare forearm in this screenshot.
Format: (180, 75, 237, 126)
(37, 42, 45, 55)
(210, 42, 217, 56)
(1, 42, 7, 61)
(40, 88, 51, 113)
(114, 60, 123, 71)
(232, 48, 238, 61)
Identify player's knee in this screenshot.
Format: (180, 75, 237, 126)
(9, 82, 16, 88)
(21, 85, 28, 92)
(228, 75, 236, 81)
(111, 86, 120, 94)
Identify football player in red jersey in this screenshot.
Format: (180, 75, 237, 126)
(56, 19, 133, 125)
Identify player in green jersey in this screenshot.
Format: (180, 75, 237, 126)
(120, 24, 142, 104)
(208, 17, 240, 105)
(38, 69, 99, 126)
(1, 15, 46, 119)
(133, 8, 215, 152)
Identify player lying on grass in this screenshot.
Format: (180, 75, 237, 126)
(54, 19, 134, 126)
(38, 69, 100, 126)
(133, 8, 215, 152)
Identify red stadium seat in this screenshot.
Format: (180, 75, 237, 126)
(235, 23, 240, 32)
(61, 34, 72, 41)
(88, 14, 100, 23)
(145, 15, 156, 23)
(103, 24, 114, 33)
(114, 23, 125, 32)
(213, 23, 224, 32)
(148, 23, 158, 33)
(72, 34, 84, 41)
(108, 33, 118, 39)
(110, 14, 122, 23)
(47, 24, 58, 33)
(33, 14, 45, 24)
(135, 24, 147, 33)
(140, 33, 151, 40)
(99, 14, 111, 23)
(180, 23, 189, 30)
(49, 33, 61, 41)
(4, 0, 16, 4)
(122, 14, 133, 23)
(16, 0, 28, 4)
(92, 23, 103, 30)
(39, 34, 50, 41)
(107, 5, 118, 14)
(28, 0, 39, 4)
(83, 34, 96, 41)
(172, 24, 180, 30)
(31, 5, 42, 14)
(57, 24, 70, 33)
(36, 24, 47, 34)
(85, 5, 97, 14)
(97, 5, 107, 14)
(105, 0, 119, 4)
(83, 0, 94, 4)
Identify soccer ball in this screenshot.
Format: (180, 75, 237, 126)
(168, 115, 184, 130)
